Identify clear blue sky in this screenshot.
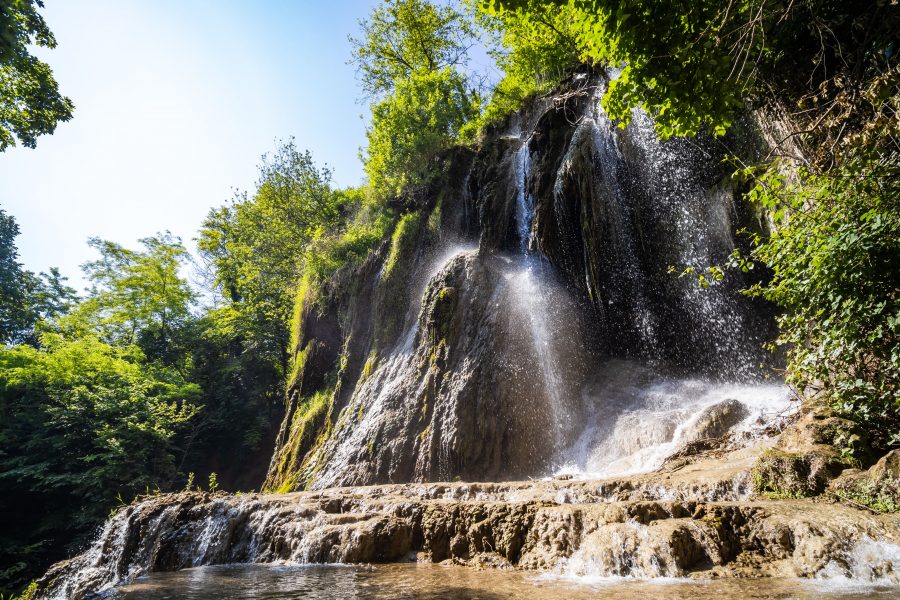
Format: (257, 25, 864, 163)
(0, 0, 384, 291)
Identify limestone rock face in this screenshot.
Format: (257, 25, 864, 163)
(265, 71, 782, 493)
(35, 483, 900, 600)
(302, 250, 593, 489)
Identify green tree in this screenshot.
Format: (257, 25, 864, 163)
(73, 232, 194, 352)
(352, 0, 481, 199)
(466, 0, 581, 130)
(0, 335, 199, 594)
(483, 0, 898, 146)
(350, 0, 477, 98)
(0, 208, 76, 345)
(198, 141, 343, 318)
(0, 0, 74, 150)
(192, 142, 357, 489)
(365, 67, 478, 197)
(741, 160, 900, 453)
(0, 207, 26, 342)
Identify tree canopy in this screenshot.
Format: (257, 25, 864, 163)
(0, 0, 73, 150)
(350, 0, 477, 99)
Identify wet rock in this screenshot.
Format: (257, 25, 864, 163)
(686, 399, 749, 442)
(34, 479, 900, 599)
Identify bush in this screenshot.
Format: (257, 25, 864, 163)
(743, 160, 900, 452)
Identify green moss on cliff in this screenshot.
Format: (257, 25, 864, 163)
(375, 211, 425, 349)
(268, 386, 334, 493)
(384, 212, 423, 278)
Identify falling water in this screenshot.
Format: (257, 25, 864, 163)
(508, 141, 577, 449)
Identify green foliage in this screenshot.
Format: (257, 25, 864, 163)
(0, 208, 76, 345)
(301, 193, 395, 283)
(484, 1, 898, 143)
(0, 337, 200, 496)
(465, 0, 580, 134)
(198, 140, 351, 378)
(199, 140, 343, 316)
(833, 477, 900, 514)
(0, 335, 199, 593)
(350, 0, 477, 99)
(0, 207, 24, 341)
(207, 472, 218, 493)
(742, 160, 900, 451)
(0, 0, 74, 150)
(72, 232, 194, 350)
(353, 0, 481, 200)
(0, 581, 36, 600)
(365, 68, 478, 198)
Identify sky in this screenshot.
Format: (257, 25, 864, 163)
(0, 0, 384, 291)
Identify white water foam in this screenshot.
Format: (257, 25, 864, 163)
(555, 360, 794, 479)
(812, 536, 900, 586)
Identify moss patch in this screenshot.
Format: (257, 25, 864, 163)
(375, 211, 425, 348)
(267, 386, 334, 492)
(751, 449, 830, 499)
(833, 478, 900, 513)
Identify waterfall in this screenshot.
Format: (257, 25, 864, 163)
(507, 140, 581, 451)
(504, 79, 793, 477)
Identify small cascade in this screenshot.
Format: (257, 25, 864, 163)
(38, 487, 900, 598)
(555, 520, 685, 580)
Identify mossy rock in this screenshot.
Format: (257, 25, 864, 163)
(430, 286, 458, 340)
(751, 449, 833, 499)
(374, 211, 425, 349)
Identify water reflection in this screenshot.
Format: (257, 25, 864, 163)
(115, 564, 897, 600)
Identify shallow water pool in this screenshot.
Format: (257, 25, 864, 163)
(114, 563, 898, 599)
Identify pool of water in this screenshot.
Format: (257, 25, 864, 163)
(114, 563, 898, 599)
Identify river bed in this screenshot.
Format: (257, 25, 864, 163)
(114, 563, 897, 599)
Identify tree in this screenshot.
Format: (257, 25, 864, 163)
(75, 232, 194, 352)
(0, 336, 199, 594)
(352, 0, 481, 199)
(364, 67, 478, 197)
(0, 207, 26, 341)
(0, 0, 74, 150)
(483, 0, 899, 149)
(467, 0, 581, 128)
(0, 208, 76, 345)
(198, 141, 346, 336)
(350, 0, 477, 99)
(192, 142, 355, 489)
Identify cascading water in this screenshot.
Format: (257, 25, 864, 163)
(502, 79, 794, 477)
(555, 360, 792, 479)
(34, 72, 899, 600)
(506, 141, 578, 448)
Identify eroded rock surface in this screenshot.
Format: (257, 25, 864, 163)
(36, 476, 900, 600)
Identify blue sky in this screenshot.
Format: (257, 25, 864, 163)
(0, 0, 385, 291)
